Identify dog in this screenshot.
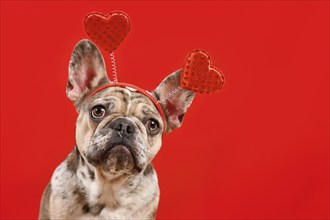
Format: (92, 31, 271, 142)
(39, 39, 195, 219)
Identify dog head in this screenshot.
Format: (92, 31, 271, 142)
(66, 40, 195, 178)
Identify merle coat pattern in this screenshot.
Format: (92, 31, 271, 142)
(39, 40, 195, 219)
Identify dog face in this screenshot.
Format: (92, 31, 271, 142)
(66, 40, 195, 178)
(75, 87, 164, 177)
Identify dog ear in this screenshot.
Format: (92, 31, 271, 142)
(152, 69, 195, 133)
(66, 39, 110, 105)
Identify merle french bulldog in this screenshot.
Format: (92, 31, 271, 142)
(39, 39, 195, 219)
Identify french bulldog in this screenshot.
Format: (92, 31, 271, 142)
(39, 39, 195, 219)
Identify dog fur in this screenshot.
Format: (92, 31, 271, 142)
(39, 39, 195, 219)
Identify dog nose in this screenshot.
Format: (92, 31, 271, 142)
(110, 118, 136, 135)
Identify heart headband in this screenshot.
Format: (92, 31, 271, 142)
(83, 11, 225, 134)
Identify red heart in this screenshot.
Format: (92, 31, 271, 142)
(84, 11, 131, 53)
(180, 50, 225, 94)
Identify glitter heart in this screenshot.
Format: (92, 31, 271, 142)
(180, 50, 224, 94)
(84, 11, 130, 53)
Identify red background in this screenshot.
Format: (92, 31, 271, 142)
(1, 1, 329, 219)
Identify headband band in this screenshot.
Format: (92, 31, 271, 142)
(83, 83, 167, 135)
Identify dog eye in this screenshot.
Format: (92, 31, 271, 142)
(146, 119, 159, 132)
(91, 105, 106, 119)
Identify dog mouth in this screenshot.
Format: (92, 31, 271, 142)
(86, 134, 145, 174)
(98, 143, 142, 173)
(103, 144, 135, 171)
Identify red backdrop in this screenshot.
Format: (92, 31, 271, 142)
(1, 1, 329, 219)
